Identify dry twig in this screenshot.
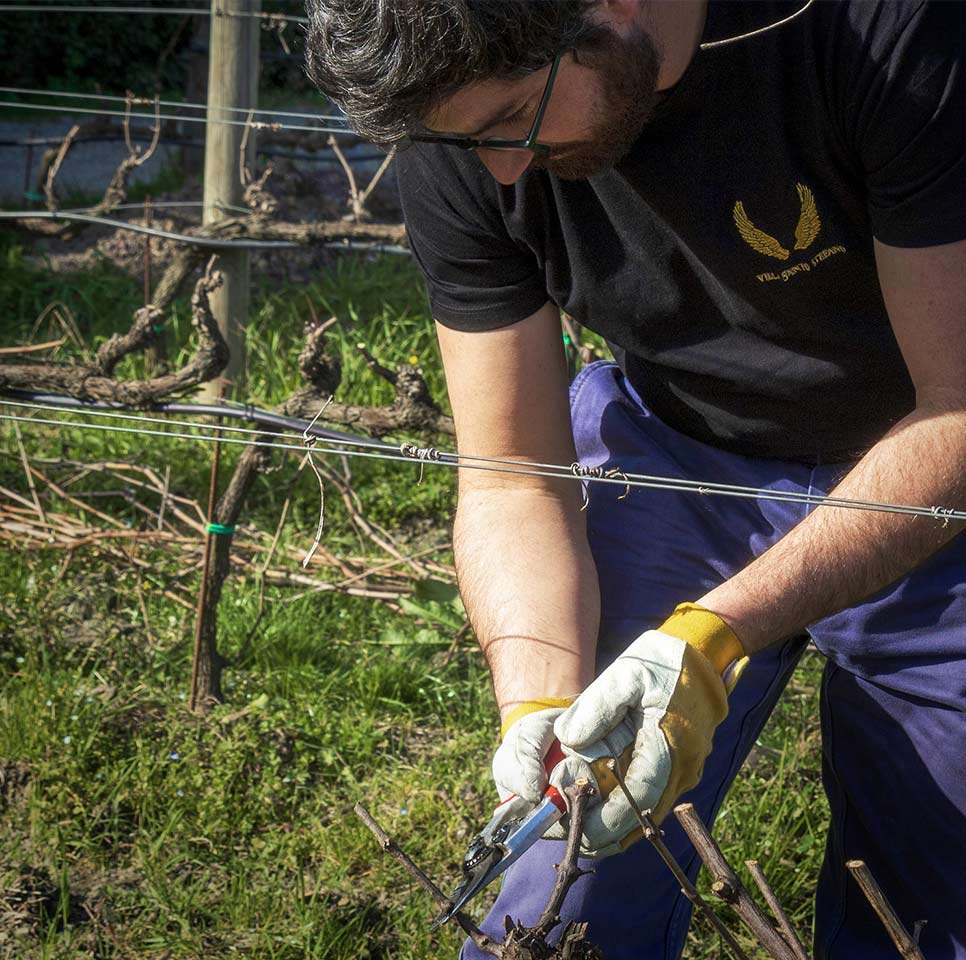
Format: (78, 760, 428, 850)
(845, 861, 925, 960)
(604, 763, 750, 960)
(327, 135, 396, 222)
(674, 804, 797, 960)
(44, 124, 80, 212)
(355, 780, 604, 958)
(744, 860, 810, 960)
(0, 339, 66, 356)
(354, 802, 503, 957)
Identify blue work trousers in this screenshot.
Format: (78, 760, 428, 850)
(461, 361, 966, 960)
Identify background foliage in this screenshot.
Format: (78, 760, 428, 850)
(0, 4, 312, 102)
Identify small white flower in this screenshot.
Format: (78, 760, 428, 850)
(63, 736, 72, 744)
(46, 699, 52, 707)
(168, 751, 180, 761)
(70, 714, 78, 721)
(15, 656, 24, 664)
(178, 693, 186, 701)
(176, 789, 184, 797)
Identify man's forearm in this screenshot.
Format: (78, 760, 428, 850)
(454, 479, 601, 723)
(699, 399, 966, 654)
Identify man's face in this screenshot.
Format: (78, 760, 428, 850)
(424, 24, 663, 184)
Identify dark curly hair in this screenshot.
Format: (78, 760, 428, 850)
(304, 0, 606, 144)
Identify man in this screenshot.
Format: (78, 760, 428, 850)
(305, 2, 966, 957)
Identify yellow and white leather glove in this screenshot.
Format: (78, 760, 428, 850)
(553, 603, 748, 858)
(493, 698, 576, 801)
(490, 697, 636, 847)
(489, 698, 576, 834)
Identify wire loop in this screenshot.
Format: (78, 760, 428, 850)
(571, 463, 631, 511)
(400, 442, 442, 484)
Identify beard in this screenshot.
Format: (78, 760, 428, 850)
(530, 25, 663, 180)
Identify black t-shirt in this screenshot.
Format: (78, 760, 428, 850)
(396, 0, 966, 463)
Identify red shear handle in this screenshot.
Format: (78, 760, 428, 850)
(494, 737, 569, 811)
(542, 738, 568, 813)
(542, 738, 566, 776)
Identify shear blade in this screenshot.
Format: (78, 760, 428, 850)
(431, 796, 566, 929)
(431, 847, 506, 928)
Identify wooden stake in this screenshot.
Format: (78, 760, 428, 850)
(189, 419, 224, 711)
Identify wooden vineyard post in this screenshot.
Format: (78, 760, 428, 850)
(201, 0, 261, 399)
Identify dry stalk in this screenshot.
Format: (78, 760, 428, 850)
(674, 804, 797, 960)
(1, 451, 443, 607)
(11, 420, 47, 528)
(36, 97, 159, 235)
(604, 763, 750, 960)
(0, 339, 66, 356)
(511, 779, 599, 950)
(327, 135, 396, 222)
(744, 860, 809, 960)
(356, 780, 604, 959)
(44, 124, 80, 212)
(845, 861, 925, 960)
(354, 802, 503, 957)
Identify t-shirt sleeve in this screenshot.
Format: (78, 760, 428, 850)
(395, 144, 549, 330)
(848, 1, 966, 247)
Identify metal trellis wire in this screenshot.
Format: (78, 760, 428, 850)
(0, 5, 308, 24)
(2, 395, 964, 525)
(0, 86, 347, 124)
(0, 99, 353, 135)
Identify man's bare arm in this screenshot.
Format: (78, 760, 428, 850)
(699, 238, 966, 653)
(436, 303, 600, 722)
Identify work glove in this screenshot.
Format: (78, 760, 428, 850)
(488, 698, 575, 836)
(554, 603, 748, 858)
(493, 697, 575, 802)
(490, 697, 636, 846)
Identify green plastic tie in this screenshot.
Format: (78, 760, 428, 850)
(562, 333, 573, 346)
(152, 324, 165, 333)
(205, 523, 235, 535)
(23, 190, 45, 202)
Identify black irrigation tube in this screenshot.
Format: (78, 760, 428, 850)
(0, 388, 397, 452)
(0, 209, 300, 249)
(0, 206, 410, 255)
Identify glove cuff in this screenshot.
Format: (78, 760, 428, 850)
(501, 697, 575, 739)
(659, 602, 744, 676)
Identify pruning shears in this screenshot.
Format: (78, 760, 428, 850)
(433, 730, 634, 928)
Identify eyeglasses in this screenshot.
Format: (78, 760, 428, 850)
(407, 52, 562, 155)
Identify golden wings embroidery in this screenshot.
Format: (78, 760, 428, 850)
(733, 182, 822, 261)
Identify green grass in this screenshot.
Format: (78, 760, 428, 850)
(0, 244, 828, 958)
